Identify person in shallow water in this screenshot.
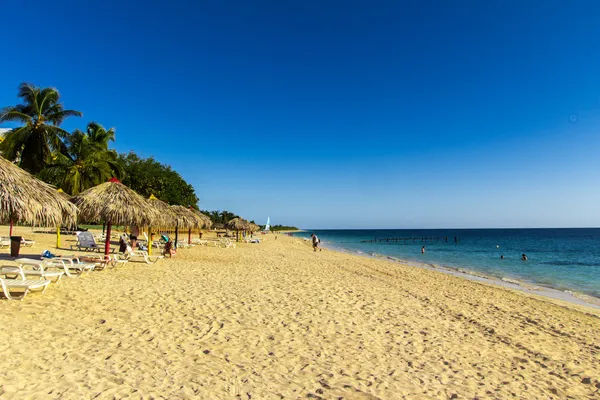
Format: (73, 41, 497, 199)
(421, 246, 426, 254)
(521, 253, 528, 261)
(500, 255, 504, 259)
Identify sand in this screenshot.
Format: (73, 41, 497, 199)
(1, 226, 600, 399)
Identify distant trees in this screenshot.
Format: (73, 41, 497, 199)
(119, 152, 199, 207)
(263, 224, 298, 231)
(0, 82, 200, 205)
(0, 83, 82, 174)
(201, 210, 240, 226)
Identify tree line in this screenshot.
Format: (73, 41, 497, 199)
(0, 83, 199, 207)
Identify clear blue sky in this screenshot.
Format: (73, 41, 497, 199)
(2, 1, 600, 228)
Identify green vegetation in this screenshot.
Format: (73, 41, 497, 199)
(0, 83, 82, 174)
(1, 82, 298, 228)
(120, 152, 198, 207)
(0, 82, 199, 207)
(39, 122, 123, 195)
(261, 224, 299, 231)
(201, 210, 240, 226)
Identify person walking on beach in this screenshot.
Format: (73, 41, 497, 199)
(311, 233, 321, 252)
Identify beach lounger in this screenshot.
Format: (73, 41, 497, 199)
(71, 231, 103, 252)
(21, 238, 35, 247)
(110, 254, 129, 268)
(119, 248, 163, 264)
(43, 257, 96, 274)
(8, 260, 65, 282)
(77, 254, 112, 271)
(218, 238, 236, 248)
(0, 277, 50, 300)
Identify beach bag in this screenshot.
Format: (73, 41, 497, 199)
(42, 250, 56, 258)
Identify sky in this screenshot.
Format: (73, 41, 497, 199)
(2, 0, 600, 229)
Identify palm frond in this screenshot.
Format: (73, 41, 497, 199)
(0, 106, 32, 123)
(48, 109, 82, 126)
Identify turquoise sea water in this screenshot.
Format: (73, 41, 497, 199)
(292, 229, 600, 298)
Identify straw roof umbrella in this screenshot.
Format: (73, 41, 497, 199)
(71, 178, 161, 255)
(250, 223, 260, 232)
(171, 205, 205, 248)
(146, 194, 177, 254)
(189, 208, 212, 229)
(227, 217, 250, 242)
(186, 208, 213, 242)
(0, 156, 78, 237)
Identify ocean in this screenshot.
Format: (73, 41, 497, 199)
(292, 228, 600, 299)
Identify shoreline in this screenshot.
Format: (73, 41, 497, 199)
(320, 241, 600, 311)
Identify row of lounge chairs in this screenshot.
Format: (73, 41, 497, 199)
(0, 255, 125, 300)
(0, 236, 36, 249)
(191, 237, 237, 248)
(1, 230, 239, 300)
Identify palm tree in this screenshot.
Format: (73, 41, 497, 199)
(86, 121, 115, 148)
(0, 83, 82, 174)
(39, 123, 124, 195)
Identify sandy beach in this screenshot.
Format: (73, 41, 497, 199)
(1, 228, 600, 399)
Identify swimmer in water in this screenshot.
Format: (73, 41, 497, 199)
(521, 253, 528, 261)
(500, 255, 504, 259)
(421, 246, 425, 254)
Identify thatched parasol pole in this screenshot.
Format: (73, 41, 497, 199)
(175, 220, 179, 249)
(104, 220, 112, 255)
(9, 220, 13, 236)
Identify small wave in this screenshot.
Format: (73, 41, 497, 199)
(457, 269, 489, 279)
(565, 291, 600, 306)
(502, 277, 523, 285)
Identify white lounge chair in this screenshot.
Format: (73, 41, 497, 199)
(43, 257, 96, 274)
(217, 238, 236, 248)
(119, 247, 163, 264)
(8, 260, 65, 282)
(21, 238, 35, 247)
(71, 231, 103, 252)
(0, 277, 50, 300)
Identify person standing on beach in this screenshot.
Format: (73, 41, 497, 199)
(130, 226, 140, 250)
(311, 233, 321, 252)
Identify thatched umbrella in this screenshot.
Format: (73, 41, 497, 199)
(147, 194, 177, 255)
(249, 223, 260, 233)
(71, 178, 161, 255)
(227, 217, 250, 242)
(171, 205, 205, 248)
(185, 208, 211, 243)
(0, 156, 78, 240)
(190, 209, 212, 229)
